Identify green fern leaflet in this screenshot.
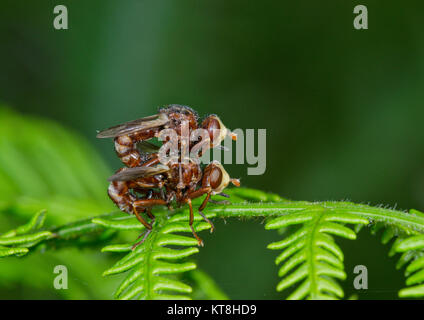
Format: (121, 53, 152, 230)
(93, 210, 214, 299)
(0, 210, 51, 258)
(266, 206, 369, 299)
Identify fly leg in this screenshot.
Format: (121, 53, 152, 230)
(144, 191, 157, 224)
(131, 198, 167, 249)
(187, 198, 204, 247)
(132, 205, 152, 249)
(198, 192, 215, 233)
(208, 192, 231, 204)
(208, 199, 231, 205)
(186, 187, 215, 233)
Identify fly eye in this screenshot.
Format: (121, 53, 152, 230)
(209, 167, 223, 190)
(202, 116, 220, 139)
(202, 115, 226, 146)
(208, 117, 221, 131)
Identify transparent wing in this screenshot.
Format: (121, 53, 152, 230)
(137, 140, 161, 153)
(96, 113, 169, 138)
(108, 164, 170, 181)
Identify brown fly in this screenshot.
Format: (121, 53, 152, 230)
(108, 159, 240, 248)
(99, 105, 240, 248)
(97, 104, 237, 168)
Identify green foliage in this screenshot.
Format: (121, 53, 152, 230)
(0, 107, 113, 224)
(265, 207, 369, 299)
(0, 106, 118, 299)
(0, 210, 51, 257)
(396, 235, 424, 298)
(93, 188, 424, 300)
(263, 201, 424, 299)
(186, 269, 229, 300)
(93, 211, 212, 299)
(93, 188, 285, 299)
(1, 106, 424, 300)
(371, 208, 424, 298)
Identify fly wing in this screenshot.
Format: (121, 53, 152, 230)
(108, 164, 170, 182)
(137, 140, 161, 153)
(96, 113, 169, 138)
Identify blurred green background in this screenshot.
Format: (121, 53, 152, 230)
(1, 0, 424, 299)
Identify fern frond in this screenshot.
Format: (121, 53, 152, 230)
(93, 188, 424, 300)
(0, 107, 113, 224)
(372, 208, 424, 298)
(0, 106, 120, 298)
(265, 206, 369, 299)
(93, 210, 214, 299)
(395, 235, 424, 298)
(0, 210, 52, 257)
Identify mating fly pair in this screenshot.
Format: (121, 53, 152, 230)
(97, 105, 240, 248)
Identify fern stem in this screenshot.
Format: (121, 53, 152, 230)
(21, 197, 424, 255)
(50, 212, 122, 239)
(306, 209, 324, 299)
(40, 199, 424, 249)
(206, 201, 424, 233)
